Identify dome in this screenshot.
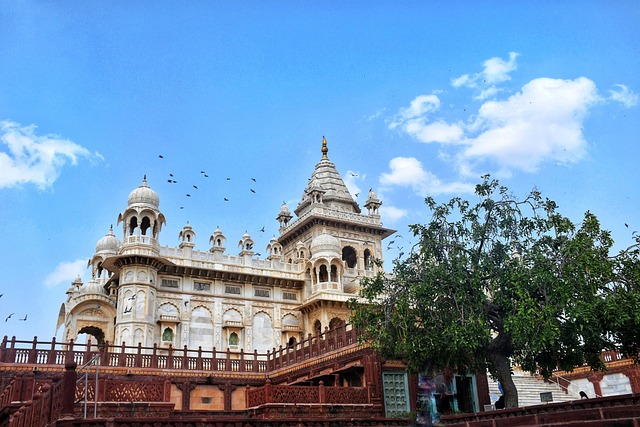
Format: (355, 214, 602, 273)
(127, 176, 160, 207)
(96, 227, 121, 253)
(310, 233, 341, 258)
(79, 279, 106, 296)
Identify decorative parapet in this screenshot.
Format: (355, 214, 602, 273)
(281, 206, 383, 237)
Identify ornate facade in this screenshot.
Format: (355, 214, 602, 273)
(57, 138, 395, 353)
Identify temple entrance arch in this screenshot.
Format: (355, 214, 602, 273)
(77, 325, 106, 345)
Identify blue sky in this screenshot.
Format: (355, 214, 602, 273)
(1, 2, 638, 341)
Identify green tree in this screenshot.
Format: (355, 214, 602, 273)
(350, 177, 640, 409)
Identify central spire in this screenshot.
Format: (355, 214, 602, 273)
(321, 136, 328, 159)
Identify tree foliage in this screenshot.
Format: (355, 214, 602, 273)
(350, 176, 640, 408)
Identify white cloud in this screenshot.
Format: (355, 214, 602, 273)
(608, 84, 638, 108)
(389, 94, 464, 144)
(380, 205, 408, 222)
(380, 157, 474, 196)
(44, 259, 89, 288)
(364, 108, 387, 121)
(389, 94, 440, 130)
(452, 52, 519, 100)
(461, 77, 598, 172)
(0, 120, 98, 189)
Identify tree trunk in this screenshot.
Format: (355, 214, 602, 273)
(488, 350, 518, 408)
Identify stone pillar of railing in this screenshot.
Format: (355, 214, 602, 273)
(225, 348, 231, 371)
(182, 345, 188, 370)
(61, 350, 78, 418)
(0, 335, 7, 362)
(196, 346, 203, 370)
(163, 379, 172, 402)
(239, 349, 245, 372)
(167, 344, 174, 369)
(212, 347, 218, 371)
(8, 336, 17, 364)
(118, 342, 126, 367)
(47, 337, 57, 365)
(20, 371, 35, 402)
(319, 381, 326, 404)
(149, 343, 158, 369)
(265, 379, 272, 404)
(135, 343, 143, 367)
(28, 337, 38, 364)
(253, 350, 259, 372)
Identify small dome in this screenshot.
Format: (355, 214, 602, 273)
(79, 279, 106, 296)
(310, 233, 341, 258)
(127, 176, 160, 207)
(96, 227, 121, 253)
(279, 202, 290, 214)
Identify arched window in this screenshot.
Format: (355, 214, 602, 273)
(329, 317, 344, 330)
(318, 265, 328, 282)
(342, 246, 357, 268)
(364, 249, 373, 271)
(229, 332, 238, 346)
(162, 327, 173, 342)
(129, 217, 138, 235)
(141, 216, 151, 236)
(330, 264, 338, 282)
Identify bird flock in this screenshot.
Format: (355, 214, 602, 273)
(156, 153, 270, 244)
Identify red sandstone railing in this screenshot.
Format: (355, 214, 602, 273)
(6, 379, 64, 427)
(246, 379, 371, 408)
(0, 324, 362, 374)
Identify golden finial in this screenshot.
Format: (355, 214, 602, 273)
(321, 136, 328, 159)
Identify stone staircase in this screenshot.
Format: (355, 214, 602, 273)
(488, 374, 582, 407)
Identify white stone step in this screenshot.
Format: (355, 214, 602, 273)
(488, 375, 582, 408)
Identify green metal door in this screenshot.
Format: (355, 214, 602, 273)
(382, 372, 410, 418)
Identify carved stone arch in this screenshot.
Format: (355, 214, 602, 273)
(342, 245, 357, 268)
(329, 317, 345, 331)
(133, 328, 144, 346)
(77, 325, 106, 346)
(158, 301, 180, 317)
(252, 311, 274, 352)
(313, 319, 322, 335)
(189, 305, 214, 350)
(223, 308, 243, 323)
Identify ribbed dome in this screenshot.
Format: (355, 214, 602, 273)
(96, 227, 121, 253)
(127, 176, 160, 207)
(79, 279, 106, 296)
(310, 233, 341, 257)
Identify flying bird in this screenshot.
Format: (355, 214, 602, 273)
(167, 179, 173, 183)
(251, 178, 257, 182)
(127, 295, 136, 300)
(226, 177, 231, 181)
(186, 194, 191, 197)
(193, 185, 198, 189)
(19, 314, 27, 321)
(201, 171, 206, 174)
(169, 173, 173, 177)
(250, 189, 256, 193)
(159, 155, 164, 158)
(5, 313, 14, 322)
(354, 193, 359, 198)
(350, 172, 358, 177)
(124, 307, 132, 313)
(224, 198, 229, 202)
(184, 301, 189, 306)
(180, 207, 184, 210)
(204, 174, 208, 178)
(259, 226, 265, 232)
